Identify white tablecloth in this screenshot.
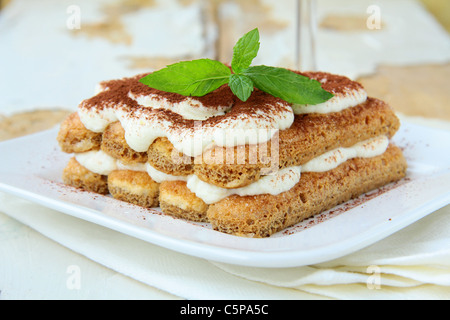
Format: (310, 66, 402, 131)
(1, 192, 449, 300)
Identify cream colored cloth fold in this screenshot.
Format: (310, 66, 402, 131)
(211, 204, 450, 299)
(1, 191, 449, 300)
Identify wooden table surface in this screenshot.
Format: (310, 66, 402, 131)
(1, 0, 449, 142)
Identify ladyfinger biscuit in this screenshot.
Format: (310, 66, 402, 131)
(147, 137, 194, 176)
(159, 180, 209, 222)
(108, 170, 160, 208)
(101, 121, 148, 164)
(62, 157, 108, 194)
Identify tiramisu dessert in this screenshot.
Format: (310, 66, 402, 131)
(57, 29, 407, 237)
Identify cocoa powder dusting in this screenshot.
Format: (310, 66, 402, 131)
(296, 71, 364, 94)
(80, 71, 361, 128)
(82, 75, 142, 111)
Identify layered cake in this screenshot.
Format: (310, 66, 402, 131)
(57, 70, 406, 237)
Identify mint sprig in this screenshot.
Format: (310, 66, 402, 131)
(139, 58, 231, 97)
(139, 28, 333, 105)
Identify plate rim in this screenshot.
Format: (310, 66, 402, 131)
(0, 121, 449, 268)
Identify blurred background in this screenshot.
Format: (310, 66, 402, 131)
(0, 0, 449, 140)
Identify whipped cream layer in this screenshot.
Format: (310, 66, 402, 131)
(78, 75, 294, 157)
(74, 135, 389, 205)
(292, 71, 367, 114)
(75, 150, 147, 176)
(185, 136, 389, 204)
(75, 150, 117, 176)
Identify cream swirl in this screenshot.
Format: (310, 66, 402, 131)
(78, 75, 294, 157)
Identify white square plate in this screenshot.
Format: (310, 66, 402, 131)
(0, 121, 449, 267)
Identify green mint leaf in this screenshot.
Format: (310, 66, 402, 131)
(231, 28, 260, 74)
(243, 65, 334, 105)
(139, 59, 231, 97)
(139, 28, 334, 105)
(229, 74, 254, 102)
